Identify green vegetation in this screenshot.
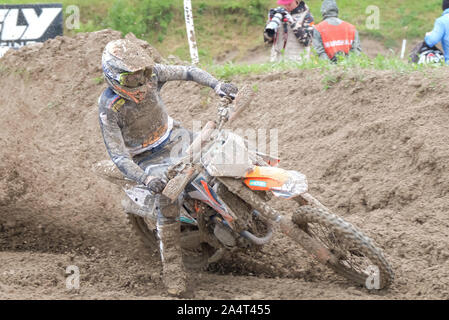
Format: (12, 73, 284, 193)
(92, 76, 105, 85)
(252, 84, 259, 92)
(331, 0, 443, 47)
(105, 0, 175, 43)
(0, 0, 445, 62)
(203, 53, 447, 80)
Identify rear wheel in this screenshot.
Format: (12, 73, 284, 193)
(292, 205, 394, 289)
(127, 214, 211, 270)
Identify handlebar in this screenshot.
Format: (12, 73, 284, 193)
(162, 87, 254, 202)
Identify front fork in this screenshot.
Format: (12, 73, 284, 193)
(296, 192, 331, 212)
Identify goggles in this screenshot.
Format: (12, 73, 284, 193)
(118, 68, 153, 88)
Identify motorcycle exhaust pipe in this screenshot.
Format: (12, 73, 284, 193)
(240, 228, 273, 246)
(239, 210, 273, 245)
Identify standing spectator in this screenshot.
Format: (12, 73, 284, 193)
(264, 0, 314, 62)
(312, 0, 361, 61)
(425, 0, 449, 63)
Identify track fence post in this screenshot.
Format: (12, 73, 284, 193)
(400, 39, 407, 59)
(184, 0, 199, 65)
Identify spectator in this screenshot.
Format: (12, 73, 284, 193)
(312, 0, 361, 62)
(425, 0, 449, 63)
(264, 0, 314, 62)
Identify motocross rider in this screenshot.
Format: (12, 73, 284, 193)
(98, 38, 238, 296)
(263, 0, 315, 62)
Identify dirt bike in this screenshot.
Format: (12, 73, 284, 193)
(125, 88, 394, 289)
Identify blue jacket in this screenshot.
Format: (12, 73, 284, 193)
(425, 9, 449, 63)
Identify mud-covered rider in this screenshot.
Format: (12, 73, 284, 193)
(98, 38, 238, 296)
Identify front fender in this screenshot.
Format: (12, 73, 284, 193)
(244, 166, 308, 199)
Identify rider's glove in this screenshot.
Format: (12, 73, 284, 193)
(214, 82, 239, 100)
(144, 176, 167, 193)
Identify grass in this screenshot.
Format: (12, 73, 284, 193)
(203, 53, 447, 80)
(92, 76, 105, 85)
(1, 0, 445, 61)
(0, 64, 32, 81)
(307, 0, 444, 43)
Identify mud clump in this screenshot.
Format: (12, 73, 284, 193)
(0, 168, 27, 207)
(1, 30, 449, 299)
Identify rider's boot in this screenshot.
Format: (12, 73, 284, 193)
(157, 197, 187, 296)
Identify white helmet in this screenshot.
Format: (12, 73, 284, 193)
(102, 39, 154, 103)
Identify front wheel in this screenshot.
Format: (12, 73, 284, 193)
(292, 206, 394, 289)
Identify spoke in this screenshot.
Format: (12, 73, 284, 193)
(305, 222, 371, 276)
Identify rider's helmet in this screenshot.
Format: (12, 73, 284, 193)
(102, 39, 154, 104)
(418, 48, 445, 65)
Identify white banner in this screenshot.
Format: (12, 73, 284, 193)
(0, 4, 63, 57)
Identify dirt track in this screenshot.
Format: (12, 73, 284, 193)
(1, 30, 449, 300)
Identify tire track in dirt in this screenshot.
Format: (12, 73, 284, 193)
(1, 30, 448, 299)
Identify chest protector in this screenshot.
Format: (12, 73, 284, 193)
(315, 21, 356, 59)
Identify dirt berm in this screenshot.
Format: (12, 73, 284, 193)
(1, 30, 448, 299)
